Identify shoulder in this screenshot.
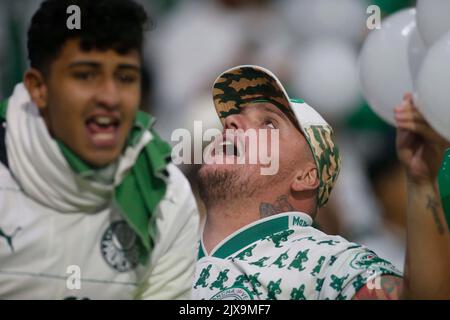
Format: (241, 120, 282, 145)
(301, 228, 402, 300)
(152, 164, 200, 248)
(164, 163, 198, 210)
(0, 161, 20, 191)
(302, 227, 400, 273)
(147, 164, 200, 276)
(166, 163, 191, 191)
(158, 163, 198, 216)
(0, 162, 24, 223)
(291, 226, 357, 254)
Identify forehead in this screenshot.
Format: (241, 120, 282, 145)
(52, 38, 141, 68)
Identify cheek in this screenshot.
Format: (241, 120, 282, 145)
(126, 82, 141, 103)
(121, 105, 139, 137)
(253, 129, 276, 154)
(121, 89, 140, 119)
(46, 93, 86, 135)
(280, 139, 303, 163)
(47, 80, 91, 117)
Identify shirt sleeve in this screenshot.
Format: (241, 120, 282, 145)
(318, 246, 403, 300)
(134, 164, 200, 300)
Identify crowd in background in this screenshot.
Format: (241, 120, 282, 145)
(0, 0, 419, 271)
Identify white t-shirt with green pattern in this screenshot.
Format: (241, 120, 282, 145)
(193, 212, 402, 300)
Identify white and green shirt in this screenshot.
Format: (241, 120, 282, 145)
(193, 212, 402, 300)
(0, 84, 200, 299)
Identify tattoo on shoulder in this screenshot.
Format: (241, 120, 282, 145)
(259, 195, 294, 218)
(426, 194, 445, 235)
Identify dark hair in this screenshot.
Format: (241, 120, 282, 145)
(27, 0, 149, 74)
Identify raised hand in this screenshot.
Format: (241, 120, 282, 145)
(395, 93, 450, 185)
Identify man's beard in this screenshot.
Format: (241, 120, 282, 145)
(196, 164, 289, 209)
(197, 165, 258, 208)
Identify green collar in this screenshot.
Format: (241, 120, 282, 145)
(199, 212, 312, 260)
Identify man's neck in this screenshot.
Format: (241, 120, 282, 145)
(202, 193, 315, 254)
(202, 199, 262, 255)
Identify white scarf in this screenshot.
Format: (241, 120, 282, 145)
(5, 83, 152, 213)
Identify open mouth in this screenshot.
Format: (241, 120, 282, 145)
(85, 114, 120, 148)
(220, 140, 241, 157)
(203, 132, 247, 165)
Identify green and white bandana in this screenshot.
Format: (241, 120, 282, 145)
(1, 83, 171, 264)
(193, 212, 402, 300)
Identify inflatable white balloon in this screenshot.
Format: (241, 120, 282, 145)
(416, 31, 450, 141)
(359, 8, 426, 126)
(416, 0, 450, 47)
(291, 39, 361, 123)
(279, 0, 368, 44)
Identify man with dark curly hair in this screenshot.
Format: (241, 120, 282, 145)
(0, 0, 199, 299)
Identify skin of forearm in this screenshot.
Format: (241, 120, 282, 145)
(403, 176, 450, 299)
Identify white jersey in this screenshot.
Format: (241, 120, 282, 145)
(0, 163, 199, 300)
(193, 212, 402, 300)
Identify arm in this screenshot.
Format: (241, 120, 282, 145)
(355, 93, 450, 300)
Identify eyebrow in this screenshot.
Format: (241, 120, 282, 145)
(68, 61, 141, 72)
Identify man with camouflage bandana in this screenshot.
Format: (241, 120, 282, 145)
(192, 65, 450, 300)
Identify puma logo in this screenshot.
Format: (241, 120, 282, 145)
(0, 227, 21, 252)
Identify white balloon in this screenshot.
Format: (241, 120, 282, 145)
(416, 31, 450, 141)
(278, 0, 368, 44)
(408, 25, 428, 88)
(359, 9, 426, 126)
(291, 39, 361, 123)
(416, 0, 450, 47)
(149, 1, 246, 111)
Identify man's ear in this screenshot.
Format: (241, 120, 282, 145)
(24, 68, 48, 110)
(291, 165, 320, 192)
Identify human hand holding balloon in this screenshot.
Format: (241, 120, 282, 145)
(359, 4, 450, 142)
(395, 92, 450, 185)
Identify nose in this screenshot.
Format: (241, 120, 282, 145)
(95, 78, 120, 109)
(224, 113, 248, 131)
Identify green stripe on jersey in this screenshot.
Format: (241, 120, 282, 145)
(212, 215, 289, 259)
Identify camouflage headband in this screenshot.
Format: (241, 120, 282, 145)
(212, 65, 341, 207)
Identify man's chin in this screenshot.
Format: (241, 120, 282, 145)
(198, 162, 247, 177)
(79, 148, 122, 168)
(197, 163, 240, 207)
